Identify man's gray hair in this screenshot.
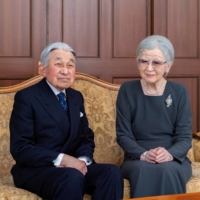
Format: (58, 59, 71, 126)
(40, 42, 77, 67)
(136, 35, 175, 62)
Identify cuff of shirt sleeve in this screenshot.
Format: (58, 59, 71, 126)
(168, 153, 174, 161)
(140, 151, 148, 161)
(78, 156, 92, 166)
(53, 153, 64, 166)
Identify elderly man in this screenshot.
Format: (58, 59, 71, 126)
(10, 42, 123, 200)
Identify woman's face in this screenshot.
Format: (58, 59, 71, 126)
(137, 48, 172, 84)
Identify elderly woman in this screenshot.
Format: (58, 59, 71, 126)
(116, 35, 192, 198)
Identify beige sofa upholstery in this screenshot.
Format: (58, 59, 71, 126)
(0, 72, 200, 199)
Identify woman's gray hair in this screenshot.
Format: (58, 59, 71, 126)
(136, 35, 175, 63)
(40, 42, 77, 67)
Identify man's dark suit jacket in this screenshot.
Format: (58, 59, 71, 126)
(10, 78, 95, 187)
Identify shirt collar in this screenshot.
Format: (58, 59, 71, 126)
(46, 80, 66, 96)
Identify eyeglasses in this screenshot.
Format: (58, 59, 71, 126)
(138, 58, 167, 68)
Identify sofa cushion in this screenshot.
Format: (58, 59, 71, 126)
(0, 93, 16, 177)
(193, 137, 200, 162)
(186, 162, 200, 193)
(0, 174, 41, 200)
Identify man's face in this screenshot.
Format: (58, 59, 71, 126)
(40, 49, 76, 91)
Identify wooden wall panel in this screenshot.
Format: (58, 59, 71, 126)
(0, 0, 30, 57)
(32, 0, 47, 74)
(153, 0, 167, 36)
(48, 0, 63, 43)
(154, 0, 199, 58)
(167, 0, 198, 58)
(0, 0, 47, 86)
(153, 0, 200, 79)
(113, 76, 140, 84)
(0, 79, 30, 86)
(113, 0, 148, 58)
(63, 0, 99, 58)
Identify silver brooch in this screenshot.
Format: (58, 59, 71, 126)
(165, 94, 172, 107)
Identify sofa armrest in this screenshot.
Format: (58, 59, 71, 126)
(192, 132, 200, 162)
(193, 132, 200, 140)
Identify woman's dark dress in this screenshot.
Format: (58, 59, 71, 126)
(116, 80, 192, 198)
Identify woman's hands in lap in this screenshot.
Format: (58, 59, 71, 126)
(144, 147, 173, 164)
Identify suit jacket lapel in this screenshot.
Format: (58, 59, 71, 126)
(35, 79, 69, 136)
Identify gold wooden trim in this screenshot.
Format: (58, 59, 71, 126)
(0, 75, 43, 93)
(0, 72, 120, 93)
(192, 132, 200, 140)
(75, 72, 120, 90)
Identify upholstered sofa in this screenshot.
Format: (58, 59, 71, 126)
(0, 72, 200, 200)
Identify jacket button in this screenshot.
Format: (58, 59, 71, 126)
(48, 134, 52, 139)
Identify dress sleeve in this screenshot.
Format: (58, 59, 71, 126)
(167, 85, 192, 163)
(116, 83, 146, 159)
